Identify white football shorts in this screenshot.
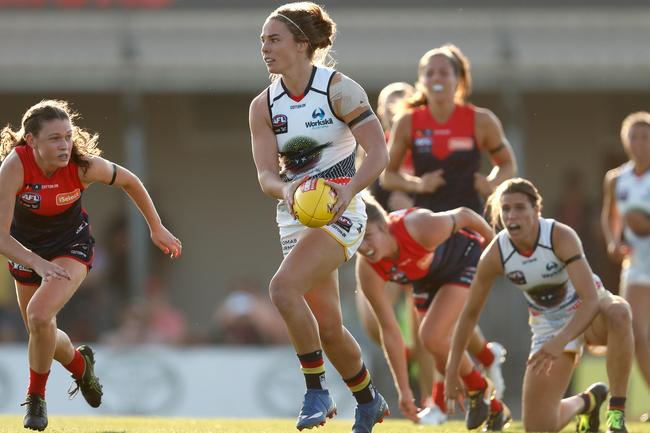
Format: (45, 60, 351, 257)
(276, 192, 366, 260)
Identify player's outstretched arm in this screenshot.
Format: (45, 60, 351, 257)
(445, 240, 500, 411)
(356, 258, 419, 422)
(81, 155, 182, 259)
(528, 223, 599, 375)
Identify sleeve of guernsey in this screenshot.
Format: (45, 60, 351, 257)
(329, 73, 376, 130)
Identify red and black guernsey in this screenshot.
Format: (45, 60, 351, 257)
(8, 145, 94, 285)
(410, 104, 482, 213)
(367, 208, 482, 311)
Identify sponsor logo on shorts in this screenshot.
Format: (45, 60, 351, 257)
(281, 237, 297, 254)
(76, 221, 89, 235)
(335, 216, 352, 233)
(272, 114, 288, 134)
(19, 192, 41, 209)
(70, 243, 90, 259)
(9, 260, 33, 272)
(56, 189, 81, 206)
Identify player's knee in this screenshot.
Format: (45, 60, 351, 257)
(606, 302, 632, 334)
(26, 308, 55, 334)
(418, 327, 446, 356)
(268, 273, 301, 313)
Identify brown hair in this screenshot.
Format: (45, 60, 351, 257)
(0, 100, 101, 172)
(403, 43, 472, 111)
(363, 192, 388, 226)
(377, 82, 414, 130)
(268, 2, 337, 67)
(620, 111, 650, 147)
(486, 178, 543, 230)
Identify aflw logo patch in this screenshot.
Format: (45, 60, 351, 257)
(56, 189, 81, 206)
(19, 192, 41, 209)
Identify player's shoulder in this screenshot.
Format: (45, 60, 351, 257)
(478, 235, 504, 273)
(604, 163, 627, 185)
(0, 149, 25, 191)
(0, 148, 24, 174)
(329, 70, 367, 96)
(249, 88, 272, 122)
(250, 88, 270, 110)
(550, 219, 580, 248)
(473, 105, 501, 127)
(404, 207, 435, 222)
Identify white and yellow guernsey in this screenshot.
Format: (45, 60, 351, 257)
(497, 218, 607, 355)
(614, 162, 650, 285)
(267, 65, 372, 259)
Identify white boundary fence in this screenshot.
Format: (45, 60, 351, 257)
(0, 345, 358, 418)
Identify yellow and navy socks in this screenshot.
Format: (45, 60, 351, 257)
(344, 364, 375, 404)
(298, 350, 327, 390)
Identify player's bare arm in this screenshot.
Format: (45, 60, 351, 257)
(381, 112, 432, 193)
(356, 258, 419, 422)
(250, 91, 286, 201)
(327, 73, 387, 221)
(81, 155, 182, 258)
(446, 240, 501, 405)
(475, 108, 517, 193)
(552, 223, 599, 342)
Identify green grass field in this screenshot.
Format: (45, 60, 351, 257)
(0, 416, 649, 433)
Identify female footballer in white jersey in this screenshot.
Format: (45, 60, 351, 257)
(445, 178, 633, 433)
(602, 111, 650, 421)
(249, 3, 389, 432)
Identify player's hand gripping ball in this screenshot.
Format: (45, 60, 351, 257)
(293, 178, 337, 228)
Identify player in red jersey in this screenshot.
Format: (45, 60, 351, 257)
(355, 195, 510, 431)
(381, 43, 517, 214)
(378, 44, 513, 418)
(0, 100, 181, 431)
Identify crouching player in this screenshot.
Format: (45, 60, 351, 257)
(446, 178, 633, 433)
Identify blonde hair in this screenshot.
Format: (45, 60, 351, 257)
(620, 111, 650, 146)
(268, 2, 337, 69)
(377, 82, 414, 130)
(486, 178, 543, 230)
(404, 43, 472, 111)
(0, 100, 101, 172)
